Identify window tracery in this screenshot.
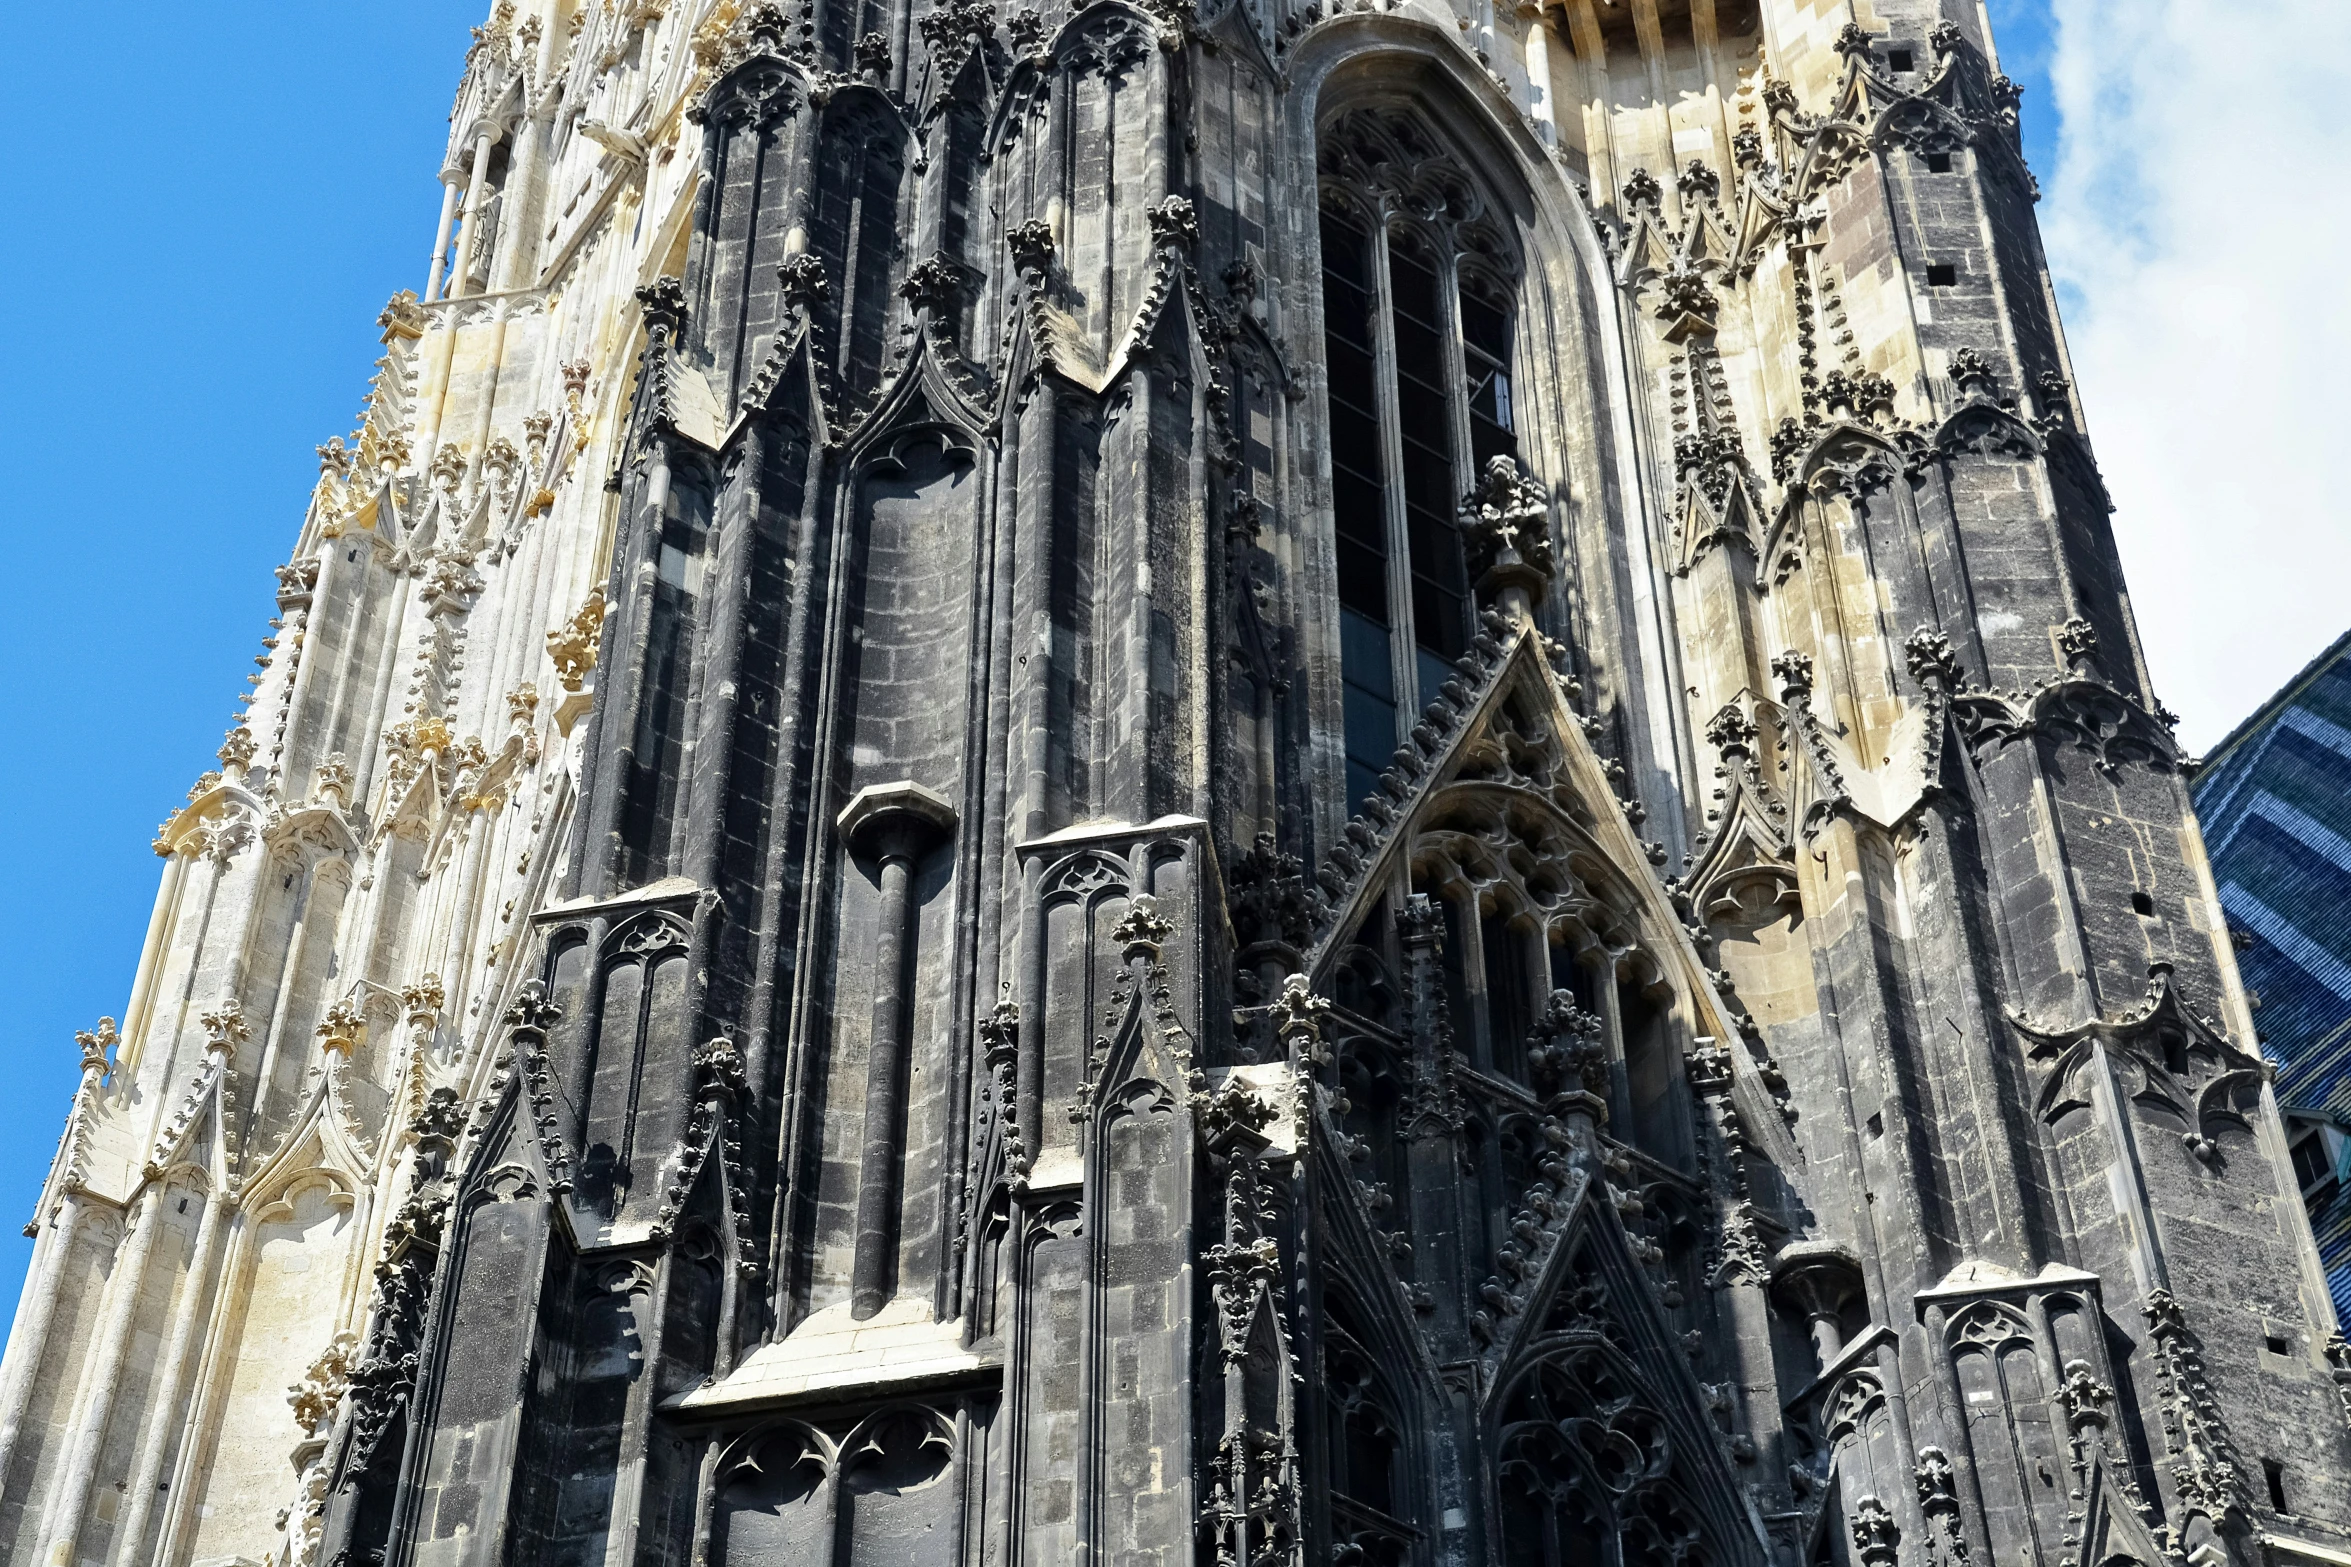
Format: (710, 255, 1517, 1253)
(1321, 1293, 1417, 1564)
(1317, 105, 1522, 807)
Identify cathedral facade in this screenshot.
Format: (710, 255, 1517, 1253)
(5, 1, 2348, 1563)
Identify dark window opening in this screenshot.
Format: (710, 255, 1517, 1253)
(1867, 1112, 1884, 1140)
(2265, 1458, 2289, 1514)
(1925, 263, 1958, 287)
(1462, 280, 1517, 467)
(1324, 208, 1400, 808)
(2292, 1134, 2333, 1194)
(1925, 150, 1953, 173)
(2265, 1331, 2291, 1356)
(1887, 48, 1914, 72)
(1389, 229, 1466, 702)
(1619, 981, 1684, 1166)
(2158, 1029, 2189, 1078)
(1322, 1297, 1410, 1532)
(1549, 941, 1596, 1011)
(2130, 890, 2155, 917)
(1317, 114, 1521, 810)
(1484, 912, 1531, 1074)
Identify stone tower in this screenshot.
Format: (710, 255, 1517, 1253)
(4, 1, 2347, 1564)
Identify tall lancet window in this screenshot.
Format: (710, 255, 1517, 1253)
(1318, 109, 1520, 807)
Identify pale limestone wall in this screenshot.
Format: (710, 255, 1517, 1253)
(0, 5, 733, 1559)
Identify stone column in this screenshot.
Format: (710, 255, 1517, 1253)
(1397, 895, 1471, 1347)
(450, 127, 499, 298)
(423, 173, 462, 302)
(0, 1022, 114, 1482)
(36, 1184, 164, 1565)
(837, 781, 958, 1320)
(110, 1177, 228, 1564)
(1521, 4, 1558, 145)
(1769, 1244, 1865, 1375)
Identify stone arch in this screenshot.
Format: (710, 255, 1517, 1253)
(808, 90, 913, 397)
(715, 1419, 837, 1560)
(179, 1169, 361, 1567)
(1490, 1329, 1753, 1567)
(1317, 1279, 1425, 1561)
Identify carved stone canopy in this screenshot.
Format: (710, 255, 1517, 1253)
(836, 779, 958, 861)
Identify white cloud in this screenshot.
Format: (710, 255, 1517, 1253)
(2041, 0, 2351, 751)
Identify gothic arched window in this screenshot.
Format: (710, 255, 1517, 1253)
(1318, 107, 1521, 806)
(1321, 1292, 1415, 1563)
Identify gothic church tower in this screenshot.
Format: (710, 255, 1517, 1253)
(4, 1, 2347, 1563)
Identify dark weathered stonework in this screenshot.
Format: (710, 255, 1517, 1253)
(4, 2, 2347, 1565)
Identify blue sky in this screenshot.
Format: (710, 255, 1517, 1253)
(0, 4, 484, 1332)
(0, 2, 2338, 1337)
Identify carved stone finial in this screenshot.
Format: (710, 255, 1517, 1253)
(1904, 626, 1963, 692)
(694, 1035, 747, 1097)
(1006, 7, 1047, 57)
(377, 290, 426, 342)
(1523, 991, 1608, 1100)
(1704, 703, 1757, 759)
(275, 556, 322, 612)
(1146, 195, 1199, 251)
(740, 1, 791, 51)
(1113, 895, 1175, 958)
(1676, 158, 1720, 205)
(1459, 454, 1554, 618)
(288, 1331, 361, 1436)
(402, 974, 445, 1025)
(411, 1084, 466, 1146)
(1395, 892, 1445, 953)
(1198, 1073, 1277, 1159)
(635, 275, 688, 341)
(1619, 167, 1662, 212)
(1227, 833, 1316, 956)
(778, 254, 831, 316)
(503, 981, 561, 1038)
(1006, 218, 1057, 282)
(316, 998, 366, 1058)
(979, 1000, 1021, 1067)
(898, 254, 964, 311)
(1269, 973, 1331, 1065)
(428, 442, 469, 493)
(853, 30, 891, 75)
(1847, 1495, 1899, 1566)
(217, 725, 259, 774)
(1732, 125, 1766, 170)
(1771, 649, 1815, 704)
(313, 752, 353, 807)
(75, 1018, 118, 1076)
(2056, 1358, 2114, 1431)
(1948, 346, 2000, 402)
(200, 998, 250, 1053)
(1655, 269, 1719, 342)
(1818, 368, 1894, 422)
(1833, 22, 1875, 62)
(546, 587, 608, 692)
(2056, 616, 2099, 668)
